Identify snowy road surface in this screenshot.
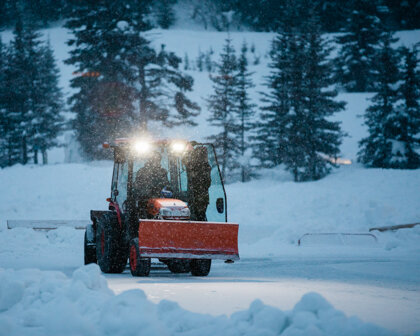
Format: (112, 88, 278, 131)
(106, 255, 420, 335)
(2, 227, 418, 334)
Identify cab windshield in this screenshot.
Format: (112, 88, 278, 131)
(129, 143, 226, 222)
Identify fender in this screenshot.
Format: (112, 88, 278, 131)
(109, 201, 123, 229)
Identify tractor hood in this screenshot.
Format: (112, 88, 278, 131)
(147, 198, 190, 220)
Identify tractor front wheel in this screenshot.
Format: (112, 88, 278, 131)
(96, 213, 127, 273)
(129, 238, 151, 277)
(190, 259, 211, 276)
(84, 230, 97, 265)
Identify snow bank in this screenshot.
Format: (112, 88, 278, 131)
(0, 161, 112, 223)
(229, 165, 420, 257)
(0, 264, 396, 336)
(0, 226, 84, 270)
(0, 162, 419, 259)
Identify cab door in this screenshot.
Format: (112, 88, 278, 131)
(192, 144, 227, 222)
(110, 159, 129, 213)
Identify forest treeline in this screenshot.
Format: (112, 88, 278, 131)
(0, 0, 419, 182)
(0, 0, 419, 32)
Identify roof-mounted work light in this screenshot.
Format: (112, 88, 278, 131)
(133, 140, 152, 154)
(170, 141, 188, 154)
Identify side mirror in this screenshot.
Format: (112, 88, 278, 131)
(113, 189, 119, 197)
(216, 198, 224, 213)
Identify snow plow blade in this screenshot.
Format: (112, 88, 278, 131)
(7, 220, 90, 231)
(137, 220, 239, 261)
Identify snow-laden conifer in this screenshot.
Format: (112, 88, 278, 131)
(358, 32, 402, 167)
(334, 0, 383, 92)
(395, 46, 420, 168)
(0, 37, 9, 167)
(3, 17, 64, 166)
(65, 0, 199, 159)
(207, 38, 239, 180)
(256, 9, 345, 181)
(31, 39, 64, 164)
(253, 31, 291, 169)
(235, 41, 256, 182)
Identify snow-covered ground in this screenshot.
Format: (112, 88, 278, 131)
(2, 264, 404, 336)
(0, 162, 419, 334)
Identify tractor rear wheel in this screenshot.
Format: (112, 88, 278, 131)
(167, 259, 191, 273)
(129, 238, 151, 277)
(190, 259, 211, 276)
(96, 213, 127, 273)
(84, 230, 97, 265)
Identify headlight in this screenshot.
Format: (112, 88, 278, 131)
(133, 140, 151, 154)
(160, 208, 172, 217)
(181, 208, 190, 217)
(170, 141, 187, 154)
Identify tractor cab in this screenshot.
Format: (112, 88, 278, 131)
(109, 139, 227, 223)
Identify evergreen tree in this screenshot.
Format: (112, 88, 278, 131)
(314, 0, 351, 33)
(0, 37, 9, 167)
(254, 31, 292, 168)
(235, 41, 256, 182)
(358, 32, 403, 167)
(66, 0, 198, 158)
(31, 39, 65, 164)
(286, 18, 345, 181)
(196, 50, 204, 72)
(335, 0, 383, 92)
(384, 0, 420, 30)
(7, 17, 44, 165)
(256, 9, 345, 181)
(207, 38, 239, 180)
(0, 39, 22, 167)
(65, 1, 139, 159)
(155, 0, 176, 29)
(152, 44, 200, 127)
(392, 46, 420, 168)
(119, 6, 199, 130)
(183, 53, 190, 70)
(1, 18, 64, 166)
(204, 50, 213, 72)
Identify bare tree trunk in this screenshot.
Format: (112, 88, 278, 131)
(22, 136, 28, 165)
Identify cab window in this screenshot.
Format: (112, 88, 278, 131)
(204, 145, 227, 222)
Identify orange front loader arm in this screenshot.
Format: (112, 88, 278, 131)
(137, 220, 239, 260)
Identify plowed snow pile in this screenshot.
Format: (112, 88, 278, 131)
(0, 264, 395, 336)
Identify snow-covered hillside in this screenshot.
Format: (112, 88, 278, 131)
(1, 28, 419, 163)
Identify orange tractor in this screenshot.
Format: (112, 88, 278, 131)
(84, 139, 239, 276)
